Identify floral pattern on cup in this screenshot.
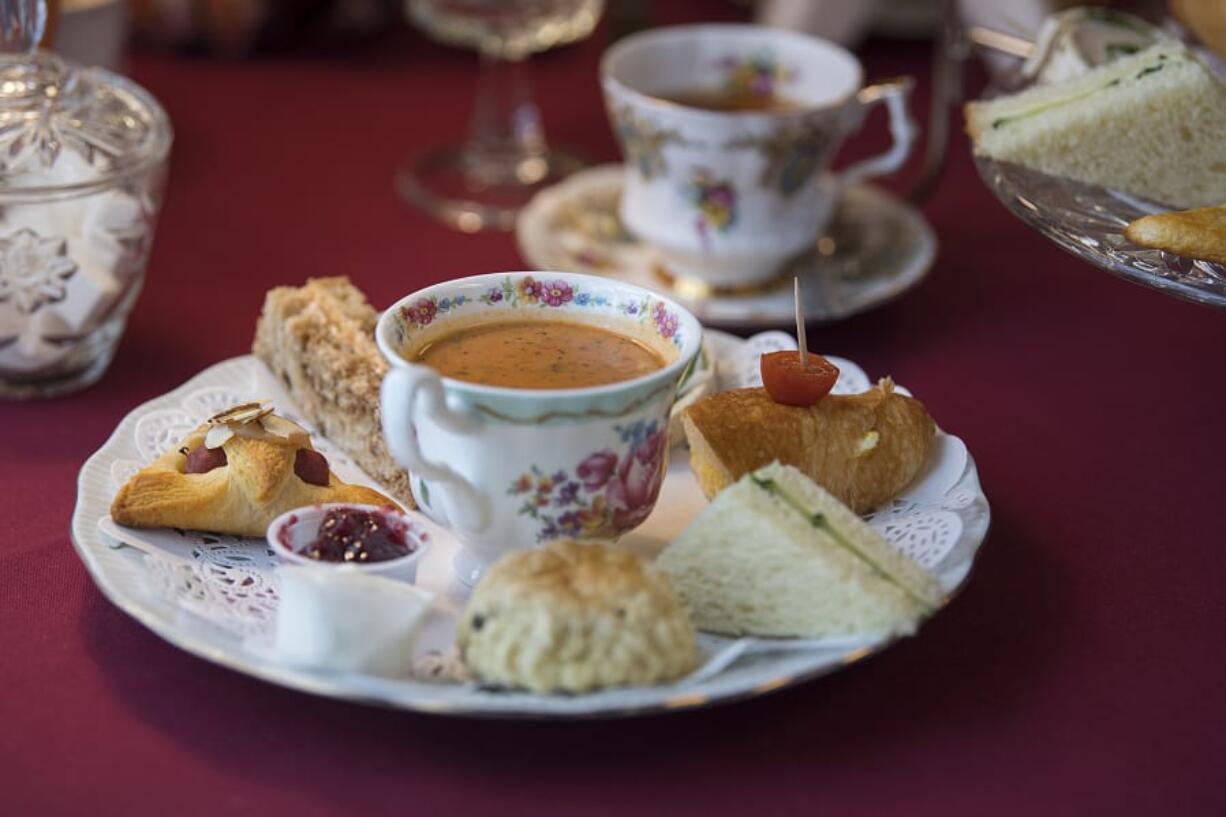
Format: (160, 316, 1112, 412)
(611, 104, 687, 181)
(399, 294, 470, 329)
(717, 49, 797, 99)
(727, 121, 835, 197)
(685, 168, 737, 244)
(508, 419, 667, 542)
(394, 275, 684, 349)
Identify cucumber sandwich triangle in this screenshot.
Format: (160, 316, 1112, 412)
(966, 41, 1226, 208)
(656, 462, 945, 639)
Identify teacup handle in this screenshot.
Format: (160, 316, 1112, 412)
(381, 366, 491, 536)
(837, 76, 917, 189)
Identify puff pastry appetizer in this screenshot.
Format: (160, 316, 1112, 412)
(1125, 202, 1226, 265)
(682, 379, 934, 513)
(111, 402, 395, 537)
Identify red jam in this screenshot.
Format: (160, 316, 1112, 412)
(184, 444, 227, 474)
(298, 507, 414, 564)
(293, 448, 330, 486)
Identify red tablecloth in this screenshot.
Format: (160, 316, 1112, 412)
(5, 7, 1226, 816)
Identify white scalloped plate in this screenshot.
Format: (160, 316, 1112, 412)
(71, 331, 990, 718)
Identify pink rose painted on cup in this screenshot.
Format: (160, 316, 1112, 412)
(508, 420, 668, 542)
(576, 450, 617, 491)
(605, 428, 667, 531)
(400, 297, 438, 328)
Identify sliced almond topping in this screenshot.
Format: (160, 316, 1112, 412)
(207, 400, 274, 426)
(258, 413, 310, 445)
(204, 424, 235, 450)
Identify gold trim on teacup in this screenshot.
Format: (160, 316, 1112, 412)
(652, 263, 792, 300)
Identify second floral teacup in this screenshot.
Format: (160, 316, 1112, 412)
(602, 23, 916, 288)
(376, 271, 702, 585)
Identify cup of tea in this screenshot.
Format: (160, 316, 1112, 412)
(601, 23, 916, 288)
(376, 271, 702, 584)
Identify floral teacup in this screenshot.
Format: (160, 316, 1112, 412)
(602, 23, 916, 288)
(376, 272, 702, 585)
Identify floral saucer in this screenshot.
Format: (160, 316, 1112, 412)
(515, 164, 937, 328)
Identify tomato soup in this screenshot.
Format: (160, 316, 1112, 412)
(412, 320, 665, 389)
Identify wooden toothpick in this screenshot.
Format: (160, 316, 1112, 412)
(794, 276, 808, 366)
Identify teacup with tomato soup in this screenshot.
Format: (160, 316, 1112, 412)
(376, 271, 702, 585)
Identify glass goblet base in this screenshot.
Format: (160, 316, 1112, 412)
(396, 145, 586, 232)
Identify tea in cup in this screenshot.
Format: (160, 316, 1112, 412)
(601, 23, 916, 288)
(376, 271, 702, 584)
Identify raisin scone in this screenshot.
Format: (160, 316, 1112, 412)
(252, 277, 414, 508)
(457, 540, 699, 693)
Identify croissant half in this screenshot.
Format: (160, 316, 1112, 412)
(682, 379, 935, 513)
(111, 425, 395, 537)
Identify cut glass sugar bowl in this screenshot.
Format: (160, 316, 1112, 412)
(0, 3, 171, 398)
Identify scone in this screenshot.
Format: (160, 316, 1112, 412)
(252, 277, 414, 508)
(457, 540, 699, 693)
(111, 402, 395, 537)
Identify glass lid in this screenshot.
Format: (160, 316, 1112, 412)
(0, 0, 171, 193)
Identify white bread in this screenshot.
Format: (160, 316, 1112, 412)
(655, 462, 944, 639)
(966, 42, 1226, 208)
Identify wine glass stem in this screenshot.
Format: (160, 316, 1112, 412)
(464, 53, 549, 187)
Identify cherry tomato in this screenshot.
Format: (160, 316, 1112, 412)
(760, 350, 839, 407)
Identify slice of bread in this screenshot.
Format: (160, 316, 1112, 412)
(1125, 201, 1226, 263)
(655, 462, 944, 639)
(966, 42, 1226, 208)
(252, 277, 414, 508)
